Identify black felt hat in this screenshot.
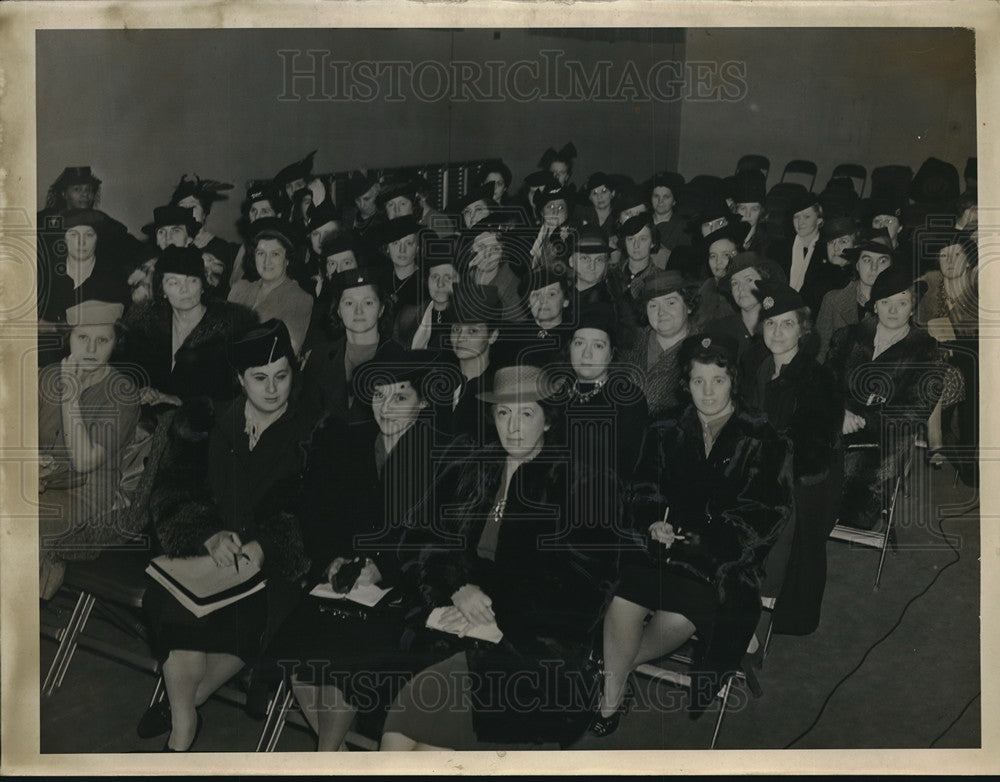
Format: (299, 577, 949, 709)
(753, 279, 806, 321)
(347, 171, 379, 200)
(573, 302, 619, 347)
(157, 245, 206, 279)
(678, 331, 740, 368)
(353, 340, 449, 403)
(908, 157, 960, 204)
(141, 205, 199, 237)
(55, 166, 101, 188)
(650, 171, 686, 198)
(868, 265, 927, 311)
(376, 177, 418, 210)
(378, 216, 424, 246)
(273, 150, 317, 189)
(230, 319, 296, 372)
(584, 171, 615, 194)
(731, 170, 766, 205)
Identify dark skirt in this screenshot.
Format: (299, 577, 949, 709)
(614, 562, 720, 642)
(143, 576, 269, 663)
(383, 652, 563, 751)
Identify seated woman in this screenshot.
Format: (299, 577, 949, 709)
(381, 364, 620, 751)
(124, 245, 259, 407)
(277, 342, 452, 751)
(826, 266, 946, 530)
(592, 333, 793, 735)
(649, 171, 690, 260)
(731, 170, 768, 252)
(613, 215, 666, 323)
(302, 266, 389, 421)
(459, 224, 527, 321)
(37, 299, 141, 599)
(228, 218, 314, 357)
(539, 141, 578, 195)
(815, 230, 893, 362)
(410, 253, 457, 351)
(576, 172, 619, 235)
(742, 282, 843, 636)
(695, 221, 749, 327)
(228, 181, 284, 289)
(142, 319, 320, 751)
(915, 229, 978, 482)
(377, 216, 426, 346)
(619, 270, 700, 417)
(566, 303, 648, 482)
(169, 174, 239, 298)
(530, 184, 577, 269)
(707, 251, 787, 379)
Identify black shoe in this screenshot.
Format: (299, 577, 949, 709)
(162, 711, 202, 752)
(588, 678, 635, 738)
(137, 700, 171, 739)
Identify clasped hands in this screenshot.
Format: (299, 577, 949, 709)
(204, 530, 263, 570)
(325, 556, 382, 594)
(436, 584, 495, 637)
(648, 508, 685, 550)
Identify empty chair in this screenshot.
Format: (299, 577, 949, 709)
(832, 163, 867, 197)
(735, 154, 770, 182)
(780, 160, 818, 191)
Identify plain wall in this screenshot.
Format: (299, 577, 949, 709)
(677, 27, 977, 192)
(36, 28, 685, 239)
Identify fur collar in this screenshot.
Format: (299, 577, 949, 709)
(125, 298, 257, 352)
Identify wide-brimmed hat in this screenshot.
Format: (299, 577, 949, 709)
(250, 216, 302, 248)
(376, 177, 418, 210)
(54, 166, 101, 188)
(230, 319, 296, 372)
(787, 191, 821, 217)
(908, 157, 960, 204)
(273, 150, 317, 189)
(353, 340, 449, 403)
(60, 208, 112, 231)
(477, 363, 564, 404)
(678, 331, 740, 369)
(868, 265, 927, 311)
(731, 170, 766, 205)
(320, 233, 360, 259)
(702, 220, 751, 249)
(841, 228, 895, 263)
(820, 215, 860, 242)
(307, 200, 342, 230)
(754, 279, 806, 321)
(347, 171, 379, 200)
(452, 184, 496, 216)
(639, 269, 692, 303)
(142, 205, 199, 237)
(568, 225, 611, 256)
(157, 245, 206, 280)
(524, 170, 559, 189)
(378, 216, 424, 246)
(65, 299, 123, 327)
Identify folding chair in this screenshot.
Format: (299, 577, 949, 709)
(735, 154, 770, 182)
(779, 160, 818, 191)
(829, 440, 914, 590)
(831, 164, 867, 197)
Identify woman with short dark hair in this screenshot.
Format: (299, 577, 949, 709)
(592, 333, 793, 736)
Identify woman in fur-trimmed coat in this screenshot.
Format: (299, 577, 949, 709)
(142, 322, 322, 750)
(122, 255, 259, 405)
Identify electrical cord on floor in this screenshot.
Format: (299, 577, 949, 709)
(929, 691, 981, 747)
(783, 504, 977, 749)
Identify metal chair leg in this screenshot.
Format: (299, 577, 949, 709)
(42, 590, 95, 695)
(256, 678, 294, 752)
(710, 676, 734, 750)
(874, 473, 903, 590)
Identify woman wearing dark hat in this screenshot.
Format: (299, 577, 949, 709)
(40, 166, 101, 215)
(530, 184, 576, 269)
(376, 216, 428, 345)
(302, 266, 389, 421)
(453, 184, 497, 231)
(695, 221, 750, 327)
(37, 208, 131, 327)
(442, 284, 504, 442)
(707, 251, 787, 378)
(516, 266, 574, 367)
(410, 254, 457, 351)
(577, 172, 619, 234)
(592, 331, 792, 736)
(142, 319, 318, 751)
(826, 266, 946, 529)
(170, 175, 240, 296)
(132, 205, 207, 302)
(742, 281, 843, 635)
(478, 161, 514, 208)
(538, 142, 578, 194)
(303, 200, 343, 279)
(815, 229, 893, 362)
(766, 192, 828, 302)
(228, 181, 284, 289)
(278, 340, 454, 751)
(649, 171, 690, 257)
(568, 226, 620, 310)
(381, 363, 620, 751)
(37, 299, 141, 599)
(732, 170, 768, 253)
(272, 150, 319, 212)
(344, 172, 385, 240)
(124, 245, 259, 407)
(567, 302, 648, 482)
(613, 215, 663, 320)
(619, 269, 699, 416)
(459, 225, 527, 321)
(228, 218, 314, 356)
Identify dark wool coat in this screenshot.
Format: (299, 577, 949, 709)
(743, 349, 844, 635)
(625, 405, 793, 690)
(148, 396, 314, 582)
(826, 319, 945, 529)
(123, 299, 259, 403)
(407, 444, 621, 745)
(816, 280, 868, 363)
(619, 327, 686, 418)
(301, 334, 391, 423)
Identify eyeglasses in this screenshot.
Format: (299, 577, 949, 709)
(543, 203, 567, 214)
(590, 186, 610, 196)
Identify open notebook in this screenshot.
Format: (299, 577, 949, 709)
(309, 580, 392, 607)
(146, 554, 266, 619)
